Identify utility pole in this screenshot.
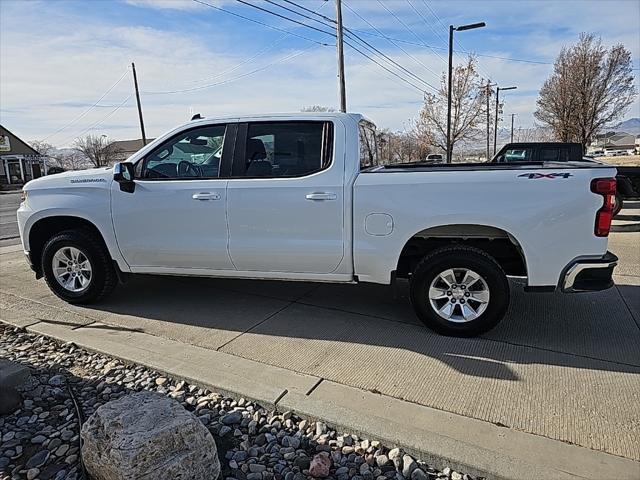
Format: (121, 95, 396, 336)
(485, 80, 494, 161)
(493, 88, 500, 155)
(510, 114, 516, 143)
(131, 62, 147, 145)
(335, 0, 347, 113)
(493, 85, 516, 154)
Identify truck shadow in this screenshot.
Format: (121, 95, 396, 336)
(81, 274, 640, 384)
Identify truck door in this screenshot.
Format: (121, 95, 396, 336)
(226, 121, 344, 273)
(111, 123, 235, 270)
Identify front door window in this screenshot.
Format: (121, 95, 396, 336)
(142, 125, 226, 179)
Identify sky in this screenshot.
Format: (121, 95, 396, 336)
(1, 0, 639, 147)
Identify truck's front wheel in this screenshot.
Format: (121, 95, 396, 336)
(409, 246, 510, 337)
(41, 229, 117, 304)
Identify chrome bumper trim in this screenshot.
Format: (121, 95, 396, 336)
(562, 255, 618, 292)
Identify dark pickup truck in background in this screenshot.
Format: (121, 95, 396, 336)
(492, 142, 640, 216)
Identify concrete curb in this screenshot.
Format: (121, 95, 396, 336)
(1, 314, 638, 480)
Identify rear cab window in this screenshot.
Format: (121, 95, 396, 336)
(539, 147, 570, 162)
(359, 121, 378, 170)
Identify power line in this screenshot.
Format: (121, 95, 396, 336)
(185, 0, 330, 87)
(348, 29, 553, 65)
(343, 29, 438, 92)
(277, 0, 437, 92)
(232, 0, 336, 38)
(281, 0, 334, 22)
(42, 68, 129, 142)
(343, 1, 440, 83)
(191, 0, 332, 46)
(226, 0, 433, 94)
(376, 0, 447, 65)
(143, 46, 317, 95)
(420, 0, 450, 45)
(58, 94, 133, 146)
(262, 0, 333, 30)
(344, 40, 425, 94)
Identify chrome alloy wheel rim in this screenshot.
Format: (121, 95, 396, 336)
(52, 246, 92, 293)
(428, 268, 490, 322)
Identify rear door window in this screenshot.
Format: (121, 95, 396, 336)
(235, 121, 333, 178)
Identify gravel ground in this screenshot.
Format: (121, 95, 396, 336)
(0, 325, 483, 480)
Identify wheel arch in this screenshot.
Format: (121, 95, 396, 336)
(28, 215, 114, 277)
(395, 223, 528, 279)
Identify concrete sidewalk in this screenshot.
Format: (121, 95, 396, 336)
(1, 233, 639, 479)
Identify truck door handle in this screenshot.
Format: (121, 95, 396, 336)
(305, 192, 337, 201)
(192, 192, 220, 201)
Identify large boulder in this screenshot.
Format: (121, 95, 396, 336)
(81, 390, 220, 480)
(0, 359, 31, 414)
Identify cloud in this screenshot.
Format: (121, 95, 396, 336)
(122, 0, 205, 10)
(1, 0, 638, 146)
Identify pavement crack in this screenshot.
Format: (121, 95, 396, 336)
(216, 301, 295, 351)
(615, 284, 640, 332)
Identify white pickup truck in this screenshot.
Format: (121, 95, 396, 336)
(17, 113, 619, 336)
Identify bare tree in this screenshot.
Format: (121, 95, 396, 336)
(414, 56, 487, 157)
(514, 125, 554, 143)
(29, 140, 56, 157)
(535, 33, 636, 149)
(57, 151, 90, 170)
(73, 134, 122, 168)
(300, 105, 336, 112)
(375, 128, 430, 164)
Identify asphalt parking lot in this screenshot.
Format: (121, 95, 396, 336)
(0, 195, 638, 465)
(0, 192, 21, 247)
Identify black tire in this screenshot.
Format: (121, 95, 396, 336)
(612, 193, 623, 217)
(409, 246, 510, 337)
(41, 228, 117, 304)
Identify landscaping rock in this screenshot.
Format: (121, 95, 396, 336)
(309, 452, 332, 478)
(81, 391, 220, 480)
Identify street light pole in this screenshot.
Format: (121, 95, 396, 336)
(446, 25, 454, 163)
(446, 21, 485, 163)
(493, 85, 516, 154)
(335, 0, 347, 113)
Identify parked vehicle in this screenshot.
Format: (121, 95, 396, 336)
(492, 142, 640, 216)
(491, 142, 584, 163)
(425, 153, 444, 162)
(17, 114, 619, 336)
(46, 166, 66, 175)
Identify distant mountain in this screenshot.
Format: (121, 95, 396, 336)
(613, 118, 640, 135)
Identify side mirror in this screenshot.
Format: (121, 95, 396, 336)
(114, 162, 135, 193)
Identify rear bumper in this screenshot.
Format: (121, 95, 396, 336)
(561, 251, 618, 292)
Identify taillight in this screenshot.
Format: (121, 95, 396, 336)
(590, 178, 616, 237)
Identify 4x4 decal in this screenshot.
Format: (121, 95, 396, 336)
(518, 172, 573, 179)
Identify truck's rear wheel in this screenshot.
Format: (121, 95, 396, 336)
(409, 246, 510, 337)
(41, 229, 117, 304)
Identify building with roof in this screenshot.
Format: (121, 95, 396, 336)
(589, 132, 638, 155)
(110, 138, 155, 162)
(0, 125, 47, 187)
